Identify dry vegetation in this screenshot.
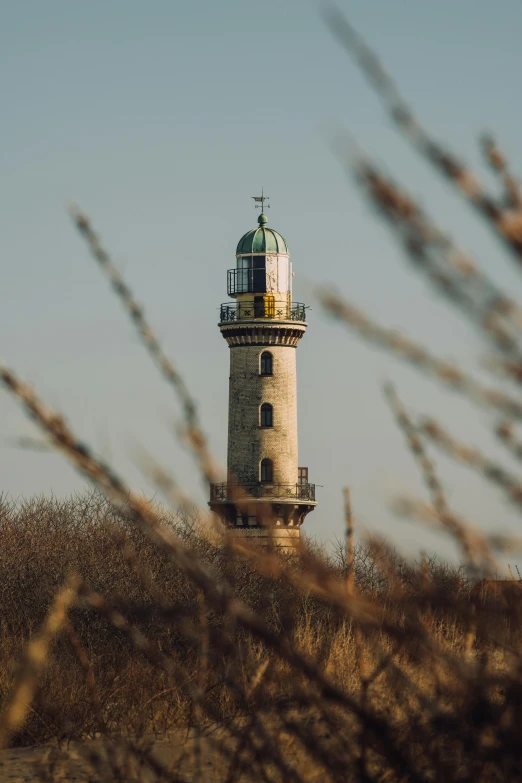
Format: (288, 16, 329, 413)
(3, 9, 522, 781)
(0, 492, 515, 781)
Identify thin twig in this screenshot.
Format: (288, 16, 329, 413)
(420, 416, 522, 510)
(383, 384, 482, 567)
(346, 153, 522, 357)
(318, 289, 522, 420)
(495, 419, 522, 461)
(70, 206, 218, 486)
(482, 135, 522, 210)
(0, 575, 80, 749)
(344, 487, 355, 594)
(325, 7, 522, 262)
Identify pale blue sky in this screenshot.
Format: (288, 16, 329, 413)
(2, 0, 522, 558)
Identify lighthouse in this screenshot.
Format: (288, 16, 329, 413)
(210, 195, 316, 546)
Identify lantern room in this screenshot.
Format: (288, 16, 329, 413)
(228, 212, 292, 298)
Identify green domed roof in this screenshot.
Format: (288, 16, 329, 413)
(236, 213, 289, 255)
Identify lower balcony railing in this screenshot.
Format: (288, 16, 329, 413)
(210, 482, 316, 502)
(219, 301, 307, 323)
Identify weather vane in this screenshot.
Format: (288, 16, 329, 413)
(251, 188, 270, 211)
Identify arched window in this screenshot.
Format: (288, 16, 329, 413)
(260, 351, 273, 376)
(261, 458, 273, 483)
(260, 403, 273, 427)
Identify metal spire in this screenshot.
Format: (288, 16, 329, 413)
(251, 188, 270, 212)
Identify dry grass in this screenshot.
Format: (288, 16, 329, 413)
(0, 492, 519, 781)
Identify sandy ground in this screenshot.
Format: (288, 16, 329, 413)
(0, 729, 226, 782)
(0, 716, 337, 781)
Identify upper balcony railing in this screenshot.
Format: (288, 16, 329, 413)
(210, 482, 316, 502)
(220, 301, 307, 323)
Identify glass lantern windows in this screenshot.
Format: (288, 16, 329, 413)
(234, 255, 266, 294)
(230, 254, 291, 296)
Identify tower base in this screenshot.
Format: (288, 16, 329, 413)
(225, 526, 301, 548)
(209, 493, 316, 549)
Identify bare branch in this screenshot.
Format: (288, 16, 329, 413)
(420, 416, 522, 510)
(70, 207, 218, 486)
(325, 7, 522, 263)
(318, 289, 522, 419)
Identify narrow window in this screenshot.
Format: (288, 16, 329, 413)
(260, 403, 273, 427)
(260, 351, 273, 376)
(298, 467, 308, 485)
(261, 458, 273, 483)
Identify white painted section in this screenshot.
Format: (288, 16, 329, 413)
(265, 256, 291, 295)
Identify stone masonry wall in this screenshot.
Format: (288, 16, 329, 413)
(227, 344, 298, 486)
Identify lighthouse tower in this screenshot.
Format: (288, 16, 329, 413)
(210, 196, 316, 546)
